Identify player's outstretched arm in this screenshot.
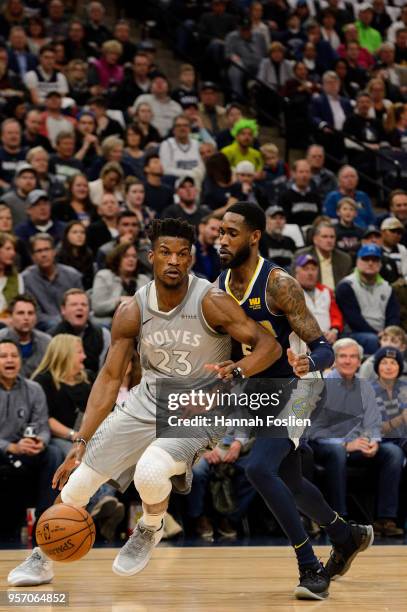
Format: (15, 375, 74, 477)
(52, 300, 140, 489)
(202, 289, 282, 378)
(266, 269, 334, 376)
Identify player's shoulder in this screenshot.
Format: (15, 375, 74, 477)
(111, 297, 141, 337)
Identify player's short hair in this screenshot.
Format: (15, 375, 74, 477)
(226, 202, 266, 233)
(148, 218, 196, 247)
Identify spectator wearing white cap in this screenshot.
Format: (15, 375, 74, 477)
(233, 160, 269, 209)
(381, 217, 407, 280)
(356, 3, 382, 54)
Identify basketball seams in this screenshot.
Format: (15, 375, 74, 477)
(58, 529, 95, 562)
(37, 516, 90, 525)
(37, 524, 93, 546)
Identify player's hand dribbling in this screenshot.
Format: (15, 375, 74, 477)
(287, 349, 310, 377)
(52, 442, 86, 490)
(205, 360, 237, 380)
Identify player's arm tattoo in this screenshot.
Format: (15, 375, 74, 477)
(266, 271, 322, 344)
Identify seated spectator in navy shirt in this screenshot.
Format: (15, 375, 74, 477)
(22, 233, 83, 331)
(0, 118, 27, 192)
(336, 244, 400, 354)
(323, 165, 376, 229)
(193, 214, 221, 282)
(14, 190, 65, 245)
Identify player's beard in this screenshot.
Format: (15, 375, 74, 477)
(221, 243, 251, 269)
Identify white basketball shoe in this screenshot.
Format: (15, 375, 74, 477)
(8, 547, 54, 586)
(112, 520, 163, 576)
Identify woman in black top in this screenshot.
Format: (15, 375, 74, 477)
(32, 334, 93, 457)
(56, 221, 95, 289)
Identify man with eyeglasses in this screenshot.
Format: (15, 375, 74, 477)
(380, 217, 407, 280)
(159, 115, 204, 187)
(22, 233, 83, 331)
(336, 244, 400, 354)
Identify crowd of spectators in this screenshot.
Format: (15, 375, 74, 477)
(0, 0, 407, 545)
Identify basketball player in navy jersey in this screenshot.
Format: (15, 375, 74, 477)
(218, 203, 374, 600)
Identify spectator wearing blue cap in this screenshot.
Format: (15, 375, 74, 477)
(336, 244, 400, 354)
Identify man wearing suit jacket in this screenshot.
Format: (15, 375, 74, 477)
(294, 219, 353, 290)
(309, 71, 353, 160)
(7, 27, 37, 77)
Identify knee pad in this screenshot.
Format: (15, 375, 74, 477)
(134, 446, 185, 505)
(61, 463, 107, 508)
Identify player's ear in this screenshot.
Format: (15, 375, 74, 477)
(148, 250, 154, 265)
(251, 229, 261, 245)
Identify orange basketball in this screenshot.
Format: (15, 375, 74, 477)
(36, 503, 96, 562)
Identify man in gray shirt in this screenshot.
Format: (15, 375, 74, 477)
(22, 233, 83, 331)
(0, 294, 51, 377)
(225, 18, 267, 98)
(309, 337, 405, 536)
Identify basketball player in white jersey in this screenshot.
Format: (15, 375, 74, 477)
(8, 218, 281, 586)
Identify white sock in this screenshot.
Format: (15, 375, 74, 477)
(141, 510, 165, 530)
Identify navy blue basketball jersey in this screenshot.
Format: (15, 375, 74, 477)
(219, 257, 294, 377)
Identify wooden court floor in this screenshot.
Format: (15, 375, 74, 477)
(1, 545, 406, 611)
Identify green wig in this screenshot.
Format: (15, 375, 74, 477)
(231, 118, 259, 139)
